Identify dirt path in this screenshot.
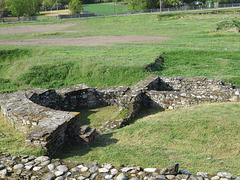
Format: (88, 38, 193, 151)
(0, 36, 171, 46)
(0, 21, 83, 36)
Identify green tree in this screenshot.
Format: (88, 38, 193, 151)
(59, 0, 71, 6)
(127, 0, 180, 10)
(0, 0, 5, 14)
(5, 0, 40, 20)
(42, 0, 55, 8)
(69, 0, 82, 14)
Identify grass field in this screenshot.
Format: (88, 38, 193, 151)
(55, 102, 240, 175)
(0, 114, 43, 156)
(83, 3, 128, 15)
(0, 9, 240, 175)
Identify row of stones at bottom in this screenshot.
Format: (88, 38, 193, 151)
(0, 153, 238, 180)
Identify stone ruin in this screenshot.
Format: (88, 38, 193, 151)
(0, 75, 239, 156)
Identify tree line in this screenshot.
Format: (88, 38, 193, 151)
(0, 0, 238, 20)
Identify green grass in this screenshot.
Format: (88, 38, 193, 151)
(55, 102, 240, 175)
(0, 10, 239, 90)
(83, 3, 127, 15)
(0, 10, 240, 174)
(79, 106, 120, 129)
(0, 114, 43, 156)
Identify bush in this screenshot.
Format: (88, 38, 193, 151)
(69, 0, 83, 14)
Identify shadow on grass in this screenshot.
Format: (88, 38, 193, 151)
(78, 108, 98, 126)
(53, 132, 118, 159)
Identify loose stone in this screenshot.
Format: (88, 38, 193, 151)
(71, 167, 80, 173)
(180, 170, 191, 175)
(105, 174, 114, 179)
(166, 175, 175, 179)
(116, 173, 128, 180)
(33, 166, 42, 171)
(98, 168, 109, 173)
(48, 164, 55, 171)
(0, 169, 7, 179)
(55, 176, 65, 180)
(42, 173, 54, 180)
(156, 175, 166, 180)
(25, 165, 33, 170)
(144, 168, 157, 173)
(13, 164, 24, 170)
(41, 160, 51, 166)
(122, 167, 133, 173)
(89, 165, 99, 173)
(111, 168, 119, 175)
(217, 172, 232, 179)
(55, 171, 64, 177)
(80, 166, 89, 172)
(0, 165, 4, 170)
(35, 156, 50, 163)
(211, 176, 220, 180)
(57, 165, 68, 172)
(102, 163, 113, 170)
(197, 172, 209, 177)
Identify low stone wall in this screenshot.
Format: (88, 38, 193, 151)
(0, 153, 239, 180)
(0, 75, 239, 156)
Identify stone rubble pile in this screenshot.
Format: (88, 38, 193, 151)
(0, 153, 239, 180)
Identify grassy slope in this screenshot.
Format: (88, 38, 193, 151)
(56, 102, 240, 175)
(0, 114, 43, 156)
(0, 10, 239, 93)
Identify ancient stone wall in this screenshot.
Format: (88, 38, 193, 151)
(0, 75, 239, 156)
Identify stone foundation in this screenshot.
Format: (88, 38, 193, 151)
(0, 75, 239, 156)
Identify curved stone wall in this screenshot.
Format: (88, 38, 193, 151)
(0, 75, 239, 156)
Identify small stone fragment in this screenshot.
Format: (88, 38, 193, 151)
(102, 163, 113, 170)
(48, 164, 56, 171)
(67, 172, 72, 177)
(217, 172, 232, 179)
(179, 170, 191, 175)
(89, 165, 99, 173)
(78, 176, 86, 180)
(57, 165, 68, 172)
(13, 164, 24, 170)
(33, 166, 42, 171)
(122, 167, 133, 173)
(81, 166, 89, 172)
(71, 167, 80, 173)
(156, 175, 166, 180)
(25, 165, 33, 170)
(42, 173, 54, 180)
(35, 156, 50, 163)
(0, 169, 7, 179)
(160, 164, 179, 175)
(144, 168, 157, 173)
(105, 174, 114, 179)
(196, 172, 208, 178)
(116, 173, 128, 180)
(211, 176, 220, 180)
(41, 160, 51, 166)
(98, 168, 109, 173)
(0, 165, 4, 170)
(55, 171, 64, 177)
(166, 175, 175, 180)
(55, 176, 65, 180)
(111, 168, 118, 175)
